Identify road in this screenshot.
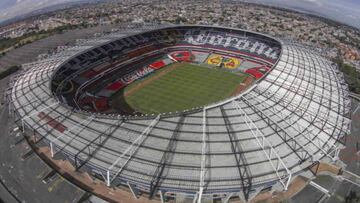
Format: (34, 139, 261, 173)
(325, 97, 360, 203)
(0, 75, 86, 202)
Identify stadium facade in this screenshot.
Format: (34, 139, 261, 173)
(8, 25, 352, 202)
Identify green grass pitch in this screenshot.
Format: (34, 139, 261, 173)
(111, 63, 247, 114)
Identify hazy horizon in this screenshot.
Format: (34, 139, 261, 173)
(247, 0, 360, 29)
(0, 0, 359, 29)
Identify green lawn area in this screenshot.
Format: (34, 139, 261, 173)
(112, 63, 247, 114)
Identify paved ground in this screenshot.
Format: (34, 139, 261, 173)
(325, 98, 360, 203)
(290, 184, 324, 203)
(0, 24, 119, 71)
(289, 98, 360, 203)
(0, 23, 156, 203)
(0, 75, 87, 203)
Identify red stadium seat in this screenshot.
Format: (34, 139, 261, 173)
(79, 96, 95, 105)
(170, 51, 192, 62)
(81, 70, 98, 78)
(245, 66, 270, 79)
(94, 97, 109, 111)
(106, 81, 124, 91)
(245, 69, 263, 79)
(37, 112, 67, 133)
(149, 60, 166, 70)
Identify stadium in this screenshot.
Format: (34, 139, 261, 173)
(8, 25, 352, 202)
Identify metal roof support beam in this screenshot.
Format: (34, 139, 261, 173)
(273, 63, 336, 94)
(193, 193, 199, 203)
(17, 67, 49, 80)
(264, 78, 327, 108)
(220, 106, 252, 201)
(22, 58, 63, 69)
(325, 60, 351, 117)
(15, 74, 51, 90)
(241, 97, 313, 162)
(107, 115, 160, 187)
(309, 181, 330, 197)
(149, 116, 185, 199)
(31, 110, 73, 145)
(11, 81, 50, 98)
(159, 190, 165, 203)
(232, 100, 292, 190)
(261, 79, 351, 126)
(50, 115, 95, 157)
(254, 86, 349, 141)
(21, 101, 59, 133)
(74, 120, 123, 170)
(197, 108, 207, 203)
(247, 92, 340, 161)
(127, 182, 140, 199)
(221, 193, 235, 203)
(15, 96, 52, 112)
(11, 98, 39, 115)
(12, 95, 53, 111)
(256, 85, 344, 132)
(8, 99, 12, 115)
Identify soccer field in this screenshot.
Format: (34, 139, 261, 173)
(111, 63, 248, 114)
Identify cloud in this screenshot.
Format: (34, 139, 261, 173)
(246, 0, 360, 29)
(0, 0, 78, 23)
(300, 0, 323, 6)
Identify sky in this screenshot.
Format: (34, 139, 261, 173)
(0, 0, 359, 29)
(0, 0, 82, 23)
(248, 0, 360, 29)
